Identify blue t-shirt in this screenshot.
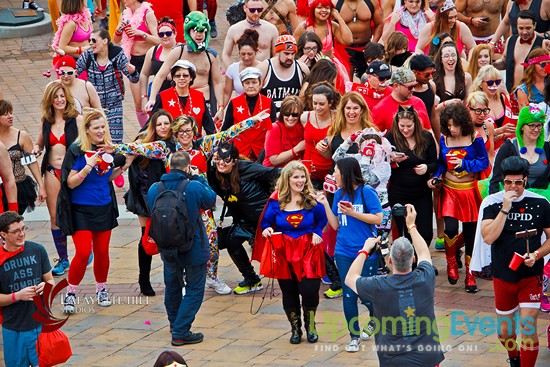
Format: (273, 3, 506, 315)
(332, 185, 382, 258)
(71, 155, 113, 206)
(261, 199, 328, 238)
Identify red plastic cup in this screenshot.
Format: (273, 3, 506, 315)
(446, 153, 457, 170)
(302, 160, 312, 173)
(98, 153, 113, 171)
(123, 24, 133, 37)
(508, 252, 524, 271)
(85, 151, 96, 158)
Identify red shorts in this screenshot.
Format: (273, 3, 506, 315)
(493, 276, 542, 314)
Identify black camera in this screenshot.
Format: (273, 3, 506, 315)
(431, 177, 443, 186)
(392, 203, 407, 217)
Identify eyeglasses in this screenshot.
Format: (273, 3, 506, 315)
(88, 38, 97, 44)
(503, 178, 525, 186)
(303, 47, 318, 53)
(526, 123, 543, 131)
(539, 61, 549, 68)
(442, 54, 457, 59)
(6, 226, 28, 235)
(469, 107, 491, 115)
(178, 129, 194, 135)
(158, 31, 173, 38)
(284, 113, 300, 118)
(247, 7, 264, 13)
(415, 70, 435, 78)
(58, 70, 75, 76)
(174, 73, 190, 79)
(400, 84, 416, 90)
(484, 79, 502, 87)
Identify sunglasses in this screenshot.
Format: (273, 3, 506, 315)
(375, 75, 390, 82)
(88, 38, 97, 44)
(526, 123, 543, 131)
(400, 84, 416, 90)
(469, 107, 491, 115)
(58, 70, 75, 76)
(503, 178, 525, 186)
(284, 113, 300, 118)
(158, 31, 173, 38)
(484, 79, 502, 87)
(174, 73, 190, 79)
(415, 70, 435, 78)
(247, 7, 264, 13)
(540, 61, 549, 68)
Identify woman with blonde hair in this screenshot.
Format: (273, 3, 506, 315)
(470, 65, 516, 150)
(34, 82, 83, 276)
(466, 91, 495, 178)
(58, 108, 126, 313)
(467, 44, 493, 82)
(259, 161, 328, 344)
(515, 48, 550, 110)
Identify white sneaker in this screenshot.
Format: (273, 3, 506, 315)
(97, 289, 112, 307)
(345, 337, 360, 352)
(206, 276, 231, 295)
(361, 320, 376, 340)
(63, 293, 76, 314)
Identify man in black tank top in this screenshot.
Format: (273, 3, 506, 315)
(410, 55, 439, 137)
(258, 34, 310, 112)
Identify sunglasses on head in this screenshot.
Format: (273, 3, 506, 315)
(503, 178, 525, 186)
(484, 79, 502, 87)
(58, 70, 75, 76)
(284, 113, 300, 118)
(88, 38, 97, 44)
(158, 31, 173, 38)
(247, 7, 264, 13)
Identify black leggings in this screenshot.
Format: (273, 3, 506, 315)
(389, 189, 434, 246)
(444, 217, 477, 256)
(278, 270, 321, 310)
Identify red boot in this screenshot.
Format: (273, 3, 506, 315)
(464, 255, 478, 293)
(444, 234, 460, 285)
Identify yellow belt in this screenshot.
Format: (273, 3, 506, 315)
(443, 179, 477, 190)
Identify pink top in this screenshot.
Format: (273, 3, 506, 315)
(396, 22, 418, 52)
(423, 22, 464, 55)
(71, 22, 92, 43)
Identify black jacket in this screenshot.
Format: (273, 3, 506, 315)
(489, 138, 550, 194)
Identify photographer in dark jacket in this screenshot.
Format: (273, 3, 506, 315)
(147, 150, 216, 346)
(207, 142, 280, 294)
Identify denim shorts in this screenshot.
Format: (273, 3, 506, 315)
(2, 326, 41, 367)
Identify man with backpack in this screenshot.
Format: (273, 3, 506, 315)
(146, 151, 216, 346)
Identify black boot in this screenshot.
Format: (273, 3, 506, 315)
(302, 306, 318, 343)
(138, 228, 155, 296)
(284, 308, 302, 344)
(325, 252, 341, 289)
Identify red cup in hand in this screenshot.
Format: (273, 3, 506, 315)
(446, 153, 457, 170)
(98, 153, 113, 171)
(508, 252, 524, 271)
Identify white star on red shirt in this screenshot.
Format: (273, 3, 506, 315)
(168, 99, 176, 107)
(236, 105, 245, 114)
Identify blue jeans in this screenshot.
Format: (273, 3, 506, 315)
(160, 247, 206, 339)
(335, 254, 377, 337)
(2, 326, 41, 367)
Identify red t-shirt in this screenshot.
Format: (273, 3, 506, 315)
(371, 95, 432, 132)
(263, 121, 304, 167)
(303, 113, 333, 180)
(350, 83, 392, 112)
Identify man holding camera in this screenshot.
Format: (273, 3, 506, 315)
(146, 151, 216, 346)
(480, 156, 550, 367)
(345, 204, 444, 367)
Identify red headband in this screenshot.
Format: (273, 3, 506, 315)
(521, 54, 550, 67)
(158, 22, 176, 33)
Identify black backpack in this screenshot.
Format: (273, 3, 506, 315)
(149, 180, 194, 251)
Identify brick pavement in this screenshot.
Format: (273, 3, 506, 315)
(1, 0, 550, 366)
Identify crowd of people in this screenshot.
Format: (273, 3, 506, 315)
(2, 0, 550, 366)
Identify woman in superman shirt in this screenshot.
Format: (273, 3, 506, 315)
(258, 161, 327, 345)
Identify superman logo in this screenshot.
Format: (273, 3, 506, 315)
(286, 213, 304, 228)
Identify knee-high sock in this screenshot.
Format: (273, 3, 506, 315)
(520, 341, 538, 367)
(52, 228, 68, 261)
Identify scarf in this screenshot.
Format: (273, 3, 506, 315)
(399, 8, 427, 40)
(120, 2, 152, 59)
(52, 8, 92, 47)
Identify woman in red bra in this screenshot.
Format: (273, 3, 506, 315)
(34, 82, 83, 276)
(114, 0, 161, 127)
(51, 0, 93, 61)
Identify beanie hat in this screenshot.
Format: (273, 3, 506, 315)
(55, 55, 77, 70)
(516, 105, 547, 154)
(274, 34, 297, 54)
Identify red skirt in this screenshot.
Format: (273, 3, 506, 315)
(259, 233, 325, 281)
(438, 179, 481, 223)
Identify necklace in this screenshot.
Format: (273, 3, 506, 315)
(522, 146, 539, 163)
(345, 0, 358, 23)
(174, 87, 192, 118)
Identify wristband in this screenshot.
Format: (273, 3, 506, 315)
(8, 202, 18, 212)
(115, 30, 123, 36)
(291, 147, 297, 157)
(11, 292, 17, 303)
(534, 250, 540, 261)
(77, 46, 82, 55)
(500, 209, 509, 215)
(469, 17, 473, 25)
(357, 250, 370, 259)
(141, 94, 148, 99)
(77, 172, 86, 180)
(407, 225, 417, 233)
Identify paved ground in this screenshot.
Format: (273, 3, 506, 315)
(1, 1, 550, 366)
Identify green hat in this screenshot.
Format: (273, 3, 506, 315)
(184, 11, 210, 52)
(516, 105, 547, 154)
